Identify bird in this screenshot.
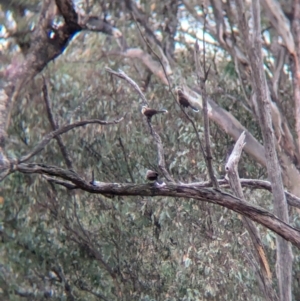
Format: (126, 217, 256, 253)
(146, 169, 166, 186)
(141, 106, 168, 121)
(176, 88, 199, 112)
(146, 169, 159, 181)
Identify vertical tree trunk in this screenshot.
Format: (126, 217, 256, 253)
(235, 1, 293, 300)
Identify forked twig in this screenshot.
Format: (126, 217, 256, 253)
(106, 68, 174, 182)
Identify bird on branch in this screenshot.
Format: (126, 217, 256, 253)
(146, 169, 165, 186)
(141, 106, 168, 121)
(176, 88, 199, 112)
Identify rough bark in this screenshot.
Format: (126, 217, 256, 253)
(235, 1, 292, 300)
(10, 162, 300, 250)
(292, 1, 300, 161)
(178, 0, 300, 199)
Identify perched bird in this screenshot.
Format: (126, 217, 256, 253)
(146, 170, 159, 181)
(141, 106, 168, 121)
(146, 169, 166, 186)
(176, 88, 199, 112)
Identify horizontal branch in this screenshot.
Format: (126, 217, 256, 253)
(45, 175, 300, 209)
(14, 162, 300, 249)
(188, 178, 300, 209)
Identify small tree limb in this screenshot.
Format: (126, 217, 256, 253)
(18, 116, 124, 164)
(105, 67, 149, 106)
(194, 37, 219, 189)
(42, 77, 73, 169)
(225, 131, 277, 301)
(8, 162, 300, 249)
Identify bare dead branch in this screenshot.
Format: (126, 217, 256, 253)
(105, 67, 149, 106)
(186, 177, 300, 209)
(12, 161, 300, 249)
(194, 38, 219, 189)
(19, 116, 124, 164)
(225, 132, 276, 301)
(106, 67, 173, 182)
(132, 22, 208, 176)
(225, 131, 246, 194)
(43, 175, 77, 190)
(45, 174, 300, 210)
(130, 23, 211, 176)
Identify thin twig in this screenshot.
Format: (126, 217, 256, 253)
(19, 116, 125, 163)
(73, 194, 93, 245)
(133, 14, 171, 87)
(194, 10, 219, 189)
(118, 137, 135, 182)
(105, 67, 148, 106)
(52, 264, 76, 301)
(42, 76, 73, 169)
(107, 67, 174, 182)
(43, 175, 77, 189)
(149, 123, 175, 183)
(233, 56, 251, 107)
(77, 284, 110, 301)
(133, 14, 208, 172)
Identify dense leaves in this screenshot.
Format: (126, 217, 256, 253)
(1, 0, 300, 300)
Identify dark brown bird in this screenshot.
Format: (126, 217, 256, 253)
(146, 170, 166, 186)
(146, 170, 159, 181)
(176, 89, 199, 112)
(141, 106, 168, 120)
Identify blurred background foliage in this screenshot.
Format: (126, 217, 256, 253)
(1, 0, 300, 300)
